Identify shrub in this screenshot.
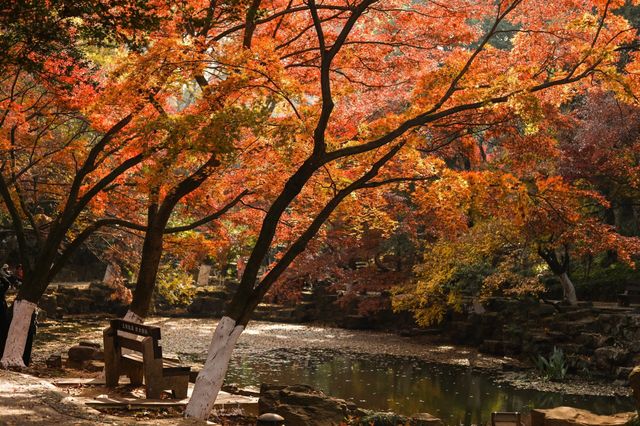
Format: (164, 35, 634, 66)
(535, 346, 568, 381)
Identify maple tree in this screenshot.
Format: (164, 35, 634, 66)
(0, 1, 179, 366)
(177, 0, 639, 418)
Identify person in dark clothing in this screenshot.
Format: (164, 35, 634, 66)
(0, 265, 10, 296)
(0, 265, 12, 360)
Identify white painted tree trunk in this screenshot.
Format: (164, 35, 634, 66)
(559, 272, 578, 305)
(184, 316, 244, 420)
(196, 264, 212, 287)
(472, 297, 486, 314)
(1, 300, 36, 368)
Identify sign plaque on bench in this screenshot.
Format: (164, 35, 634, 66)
(103, 319, 191, 399)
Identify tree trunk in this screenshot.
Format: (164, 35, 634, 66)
(559, 272, 578, 306)
(128, 223, 165, 319)
(0, 299, 36, 368)
(184, 316, 244, 419)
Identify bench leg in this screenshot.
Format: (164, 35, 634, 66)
(127, 365, 143, 386)
(143, 358, 164, 399)
(171, 375, 189, 399)
(146, 384, 162, 399)
(103, 328, 120, 387)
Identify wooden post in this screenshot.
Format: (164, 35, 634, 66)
(141, 337, 162, 398)
(103, 327, 120, 387)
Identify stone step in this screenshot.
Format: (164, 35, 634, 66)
(479, 339, 504, 356)
(555, 342, 590, 355)
(556, 308, 597, 321)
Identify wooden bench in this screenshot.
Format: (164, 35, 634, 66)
(492, 412, 521, 426)
(103, 319, 190, 399)
(617, 285, 640, 307)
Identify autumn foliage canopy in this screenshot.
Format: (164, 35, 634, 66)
(2, 0, 640, 326)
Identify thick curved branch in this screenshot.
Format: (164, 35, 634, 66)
(0, 173, 30, 272)
(46, 190, 249, 283)
(234, 142, 405, 323)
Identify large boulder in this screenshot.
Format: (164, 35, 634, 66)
(259, 384, 354, 426)
(629, 366, 640, 411)
(530, 407, 634, 426)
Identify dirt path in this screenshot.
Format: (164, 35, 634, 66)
(0, 370, 222, 425)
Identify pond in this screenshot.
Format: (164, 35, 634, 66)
(222, 349, 635, 426)
(33, 317, 635, 426)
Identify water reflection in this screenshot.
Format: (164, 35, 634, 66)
(223, 349, 634, 426)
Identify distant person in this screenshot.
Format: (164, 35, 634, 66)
(0, 264, 10, 284)
(1, 264, 20, 288)
(0, 265, 11, 310)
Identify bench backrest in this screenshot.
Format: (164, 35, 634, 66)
(108, 319, 162, 358)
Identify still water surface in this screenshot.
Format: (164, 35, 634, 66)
(223, 349, 634, 426)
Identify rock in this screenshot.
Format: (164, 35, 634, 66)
(534, 303, 557, 317)
(39, 295, 57, 317)
(83, 360, 104, 372)
(629, 366, 640, 410)
(354, 412, 409, 426)
(575, 333, 601, 350)
(531, 406, 634, 426)
(65, 359, 85, 370)
(78, 341, 100, 349)
(479, 339, 504, 356)
(259, 384, 352, 426)
(76, 341, 103, 360)
(616, 366, 633, 380)
(223, 383, 261, 397)
(411, 412, 443, 425)
(68, 345, 98, 362)
(45, 355, 62, 368)
(257, 413, 285, 425)
(594, 346, 630, 372)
